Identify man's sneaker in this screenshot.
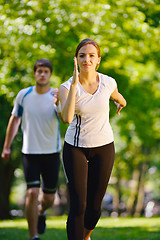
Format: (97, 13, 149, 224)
(37, 213, 46, 234)
(31, 236, 40, 240)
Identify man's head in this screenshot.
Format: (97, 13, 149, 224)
(34, 58, 52, 73)
(34, 59, 52, 87)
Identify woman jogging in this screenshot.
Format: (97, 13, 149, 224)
(59, 38, 127, 240)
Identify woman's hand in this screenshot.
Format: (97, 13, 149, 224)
(72, 57, 79, 85)
(58, 57, 78, 124)
(111, 87, 127, 115)
(114, 100, 124, 115)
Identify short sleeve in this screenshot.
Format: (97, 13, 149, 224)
(100, 73, 117, 95)
(61, 77, 73, 90)
(107, 76, 117, 94)
(12, 89, 25, 117)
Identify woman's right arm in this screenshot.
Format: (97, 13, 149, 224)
(59, 57, 79, 124)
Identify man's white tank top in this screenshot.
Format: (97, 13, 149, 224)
(61, 72, 117, 148)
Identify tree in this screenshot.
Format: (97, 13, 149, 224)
(0, 0, 160, 218)
(0, 94, 22, 219)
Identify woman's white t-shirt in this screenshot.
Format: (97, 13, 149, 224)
(61, 72, 117, 148)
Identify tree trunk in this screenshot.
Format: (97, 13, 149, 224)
(113, 166, 122, 215)
(127, 167, 141, 216)
(134, 163, 148, 216)
(0, 95, 22, 219)
(0, 161, 16, 219)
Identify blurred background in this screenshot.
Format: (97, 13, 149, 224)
(0, 0, 160, 220)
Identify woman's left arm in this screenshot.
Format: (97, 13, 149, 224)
(110, 87, 127, 115)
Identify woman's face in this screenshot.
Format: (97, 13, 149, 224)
(77, 44, 101, 72)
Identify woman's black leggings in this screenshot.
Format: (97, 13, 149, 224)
(62, 141, 115, 240)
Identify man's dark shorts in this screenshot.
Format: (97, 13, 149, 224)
(22, 152, 60, 194)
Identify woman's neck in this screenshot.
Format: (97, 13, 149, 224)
(79, 71, 99, 95)
(79, 71, 98, 85)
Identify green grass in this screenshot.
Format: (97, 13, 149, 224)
(0, 216, 160, 240)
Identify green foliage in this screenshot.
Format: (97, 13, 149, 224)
(0, 0, 160, 217)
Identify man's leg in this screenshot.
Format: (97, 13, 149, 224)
(37, 152, 60, 234)
(37, 192, 55, 235)
(25, 187, 40, 239)
(39, 192, 55, 214)
(22, 154, 41, 239)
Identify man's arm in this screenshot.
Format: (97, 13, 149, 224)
(1, 115, 21, 161)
